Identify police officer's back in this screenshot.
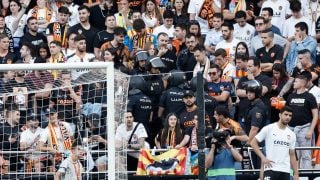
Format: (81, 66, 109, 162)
(127, 76, 153, 132)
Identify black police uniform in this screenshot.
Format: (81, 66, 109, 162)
(127, 90, 153, 133)
(159, 84, 185, 119)
(243, 98, 268, 135)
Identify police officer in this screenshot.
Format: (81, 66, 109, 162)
(243, 79, 268, 170)
(127, 76, 153, 135)
(243, 80, 268, 144)
(130, 50, 148, 75)
(158, 70, 187, 120)
(190, 76, 217, 128)
(144, 55, 166, 147)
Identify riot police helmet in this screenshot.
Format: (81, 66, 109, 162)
(145, 55, 166, 71)
(243, 80, 262, 98)
(168, 70, 186, 87)
(190, 76, 208, 92)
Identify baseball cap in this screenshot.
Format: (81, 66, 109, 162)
(183, 90, 194, 98)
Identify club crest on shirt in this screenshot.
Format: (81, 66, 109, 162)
(247, 30, 250, 35)
(271, 52, 275, 57)
(255, 112, 261, 119)
(279, 6, 282, 10)
(287, 135, 291, 140)
(78, 29, 82, 34)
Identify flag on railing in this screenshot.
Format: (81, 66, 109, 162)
(185, 149, 199, 175)
(136, 148, 187, 175)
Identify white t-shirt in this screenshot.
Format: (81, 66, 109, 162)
(282, 16, 313, 37)
(40, 122, 73, 153)
(222, 62, 236, 80)
(188, 0, 209, 35)
(233, 23, 255, 49)
(4, 14, 27, 37)
(215, 38, 240, 59)
(115, 122, 148, 145)
(309, 85, 320, 105)
(67, 53, 95, 80)
(152, 25, 175, 38)
(255, 123, 296, 173)
(260, 0, 290, 33)
(20, 127, 43, 147)
(142, 13, 159, 29)
(58, 156, 83, 180)
(204, 29, 222, 46)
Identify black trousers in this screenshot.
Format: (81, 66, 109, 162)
(264, 170, 290, 180)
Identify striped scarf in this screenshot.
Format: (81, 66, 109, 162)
(48, 122, 72, 154)
(53, 23, 68, 48)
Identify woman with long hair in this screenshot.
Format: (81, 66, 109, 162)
(101, 48, 123, 69)
(172, 0, 188, 25)
(64, 32, 77, 57)
(270, 63, 289, 123)
(37, 42, 50, 60)
(188, 20, 204, 45)
(235, 41, 249, 58)
(142, 0, 163, 29)
(1, 0, 9, 16)
(5, 0, 29, 51)
(155, 113, 184, 149)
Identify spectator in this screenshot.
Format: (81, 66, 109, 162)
(37, 108, 74, 170)
(178, 90, 212, 131)
(0, 70, 14, 93)
(233, 10, 255, 51)
(46, 6, 71, 48)
(18, 42, 36, 64)
(176, 33, 197, 81)
(153, 9, 175, 39)
(93, 14, 116, 59)
(250, 16, 289, 58)
(67, 34, 95, 80)
(0, 33, 16, 63)
(171, 23, 187, 56)
(115, 112, 149, 170)
(207, 64, 232, 109)
(156, 32, 177, 73)
(283, 0, 312, 39)
(20, 114, 44, 172)
(187, 20, 203, 46)
(270, 63, 289, 123)
(259, 7, 282, 36)
(89, 0, 110, 31)
(50, 71, 81, 131)
(48, 41, 66, 79)
(125, 18, 157, 55)
(214, 106, 248, 147)
(114, 0, 131, 29)
(0, 0, 9, 16)
(301, 71, 320, 107)
(260, 0, 290, 33)
(172, 0, 189, 26)
(234, 53, 248, 88)
(235, 41, 249, 58)
(61, 0, 80, 27)
(64, 32, 77, 58)
(286, 74, 318, 169)
(68, 5, 99, 53)
(0, 156, 9, 175)
(215, 22, 240, 61)
(286, 22, 317, 74)
(20, 17, 47, 50)
(100, 27, 130, 69)
(204, 13, 223, 59)
(4, 0, 29, 51)
(0, 104, 21, 171)
(155, 113, 184, 149)
(0, 14, 14, 53)
(193, 44, 210, 80)
(142, 0, 163, 29)
(26, 0, 56, 33)
(213, 48, 236, 82)
(256, 29, 284, 77)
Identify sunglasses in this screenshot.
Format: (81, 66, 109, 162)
(255, 23, 264, 26)
(208, 72, 217, 76)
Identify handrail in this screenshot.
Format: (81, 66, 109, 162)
(0, 146, 319, 154)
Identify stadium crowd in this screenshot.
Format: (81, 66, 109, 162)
(0, 0, 320, 179)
